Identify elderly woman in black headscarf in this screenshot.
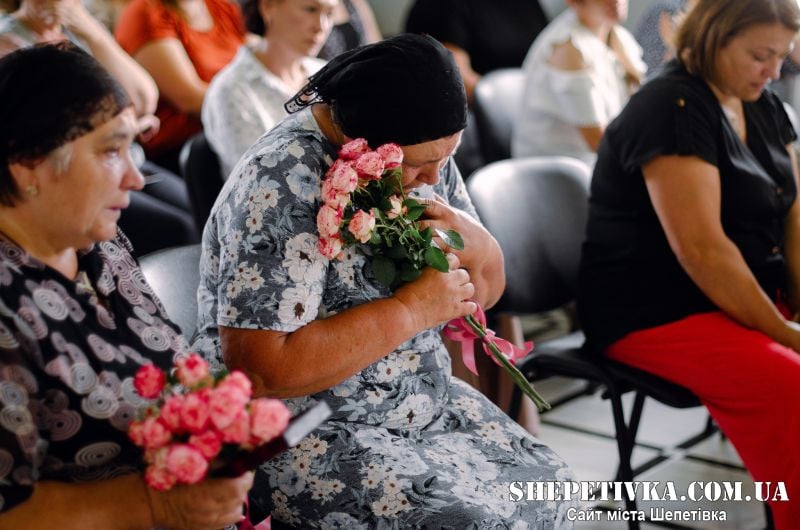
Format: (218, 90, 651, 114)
(0, 43, 253, 528)
(192, 33, 574, 527)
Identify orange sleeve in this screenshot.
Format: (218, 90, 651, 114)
(208, 0, 246, 39)
(114, 0, 181, 56)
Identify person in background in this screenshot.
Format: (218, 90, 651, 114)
(0, 0, 155, 119)
(404, 0, 551, 178)
(404, 0, 550, 103)
(316, 0, 379, 60)
(115, 0, 245, 173)
(633, 0, 687, 77)
(0, 0, 199, 256)
(512, 0, 645, 166)
(579, 1, 800, 527)
(193, 34, 574, 528)
(202, 0, 337, 178)
(0, 42, 253, 529)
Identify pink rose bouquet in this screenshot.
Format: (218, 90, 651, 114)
(130, 353, 293, 491)
(317, 139, 550, 411)
(318, 140, 463, 287)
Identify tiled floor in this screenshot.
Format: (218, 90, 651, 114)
(533, 376, 770, 529)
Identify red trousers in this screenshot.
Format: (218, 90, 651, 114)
(607, 311, 800, 530)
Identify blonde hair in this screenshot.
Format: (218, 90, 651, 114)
(676, 0, 800, 83)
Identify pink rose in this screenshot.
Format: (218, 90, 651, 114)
(189, 430, 223, 460)
(317, 204, 343, 238)
(376, 143, 404, 168)
(144, 447, 177, 490)
(174, 353, 210, 389)
(220, 409, 251, 445)
(209, 384, 248, 430)
(133, 364, 165, 399)
(319, 235, 344, 260)
(220, 371, 253, 398)
(348, 209, 376, 244)
(338, 138, 369, 160)
(166, 444, 209, 485)
(249, 398, 290, 443)
(145, 462, 177, 491)
(327, 159, 358, 194)
(180, 389, 211, 434)
(387, 195, 407, 219)
(159, 394, 185, 433)
(355, 152, 385, 181)
(129, 416, 172, 450)
(321, 179, 350, 210)
(128, 418, 147, 447)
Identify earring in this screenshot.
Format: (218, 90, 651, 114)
(25, 185, 38, 197)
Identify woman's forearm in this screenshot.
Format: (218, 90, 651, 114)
(0, 475, 151, 530)
(64, 9, 159, 116)
(676, 237, 795, 346)
(222, 266, 476, 397)
(222, 296, 423, 397)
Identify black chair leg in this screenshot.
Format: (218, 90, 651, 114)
(764, 501, 775, 530)
(606, 382, 641, 530)
(508, 384, 523, 421)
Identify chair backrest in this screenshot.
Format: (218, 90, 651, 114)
(472, 68, 526, 163)
(139, 244, 202, 338)
(467, 156, 592, 314)
(179, 132, 225, 234)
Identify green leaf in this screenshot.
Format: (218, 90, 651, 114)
(399, 262, 422, 282)
(436, 229, 464, 251)
(372, 255, 396, 287)
(424, 247, 448, 272)
(420, 226, 433, 243)
(386, 244, 408, 259)
(370, 231, 382, 245)
(403, 199, 426, 221)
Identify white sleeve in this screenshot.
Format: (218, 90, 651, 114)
(545, 67, 605, 127)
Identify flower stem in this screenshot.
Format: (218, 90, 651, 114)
(464, 314, 551, 412)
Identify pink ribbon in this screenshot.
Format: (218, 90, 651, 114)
(443, 304, 533, 376)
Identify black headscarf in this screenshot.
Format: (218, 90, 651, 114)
(286, 33, 468, 147)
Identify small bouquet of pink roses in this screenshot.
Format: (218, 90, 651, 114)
(129, 353, 294, 490)
(317, 138, 463, 287)
(317, 139, 550, 411)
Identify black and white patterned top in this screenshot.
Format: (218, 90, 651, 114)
(0, 230, 188, 512)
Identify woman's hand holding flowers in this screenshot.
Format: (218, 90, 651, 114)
(418, 194, 505, 308)
(393, 252, 477, 331)
(146, 471, 254, 530)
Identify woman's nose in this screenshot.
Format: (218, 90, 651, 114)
(122, 153, 145, 191)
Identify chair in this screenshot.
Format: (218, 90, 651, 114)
(466, 158, 771, 529)
(139, 243, 202, 338)
(179, 132, 225, 235)
(471, 68, 525, 163)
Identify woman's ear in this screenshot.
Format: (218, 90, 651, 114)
(7, 161, 41, 200)
(258, 0, 273, 30)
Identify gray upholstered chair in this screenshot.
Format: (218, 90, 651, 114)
(139, 243, 201, 338)
(471, 68, 525, 163)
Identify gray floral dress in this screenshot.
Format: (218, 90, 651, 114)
(192, 109, 575, 529)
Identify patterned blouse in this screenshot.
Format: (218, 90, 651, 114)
(193, 108, 574, 528)
(0, 231, 188, 512)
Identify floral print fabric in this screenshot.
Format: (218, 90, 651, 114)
(193, 108, 574, 528)
(0, 231, 188, 512)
